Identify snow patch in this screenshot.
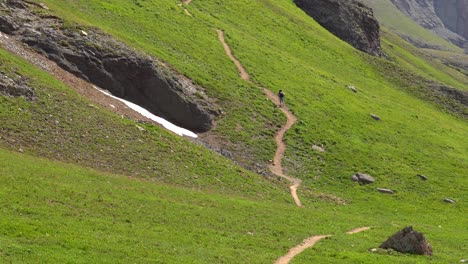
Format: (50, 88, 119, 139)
(94, 86, 198, 138)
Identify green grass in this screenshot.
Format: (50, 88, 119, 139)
(1, 0, 467, 262)
(0, 150, 466, 263)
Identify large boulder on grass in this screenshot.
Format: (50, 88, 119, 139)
(380, 226, 432, 255)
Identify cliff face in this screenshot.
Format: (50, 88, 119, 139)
(294, 0, 382, 56)
(434, 0, 468, 40)
(391, 0, 468, 48)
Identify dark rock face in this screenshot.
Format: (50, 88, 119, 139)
(294, 0, 382, 56)
(351, 172, 375, 184)
(380, 226, 433, 255)
(0, 72, 36, 100)
(391, 0, 468, 48)
(0, 0, 214, 132)
(434, 0, 468, 40)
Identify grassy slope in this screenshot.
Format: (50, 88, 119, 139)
(0, 48, 286, 202)
(360, 0, 463, 53)
(0, 0, 466, 262)
(0, 149, 364, 263)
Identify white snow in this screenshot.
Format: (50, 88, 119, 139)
(94, 86, 198, 138)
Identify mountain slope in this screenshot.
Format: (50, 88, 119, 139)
(361, 0, 464, 52)
(0, 0, 467, 263)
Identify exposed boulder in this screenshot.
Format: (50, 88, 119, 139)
(0, 0, 215, 132)
(351, 172, 375, 184)
(294, 0, 382, 56)
(380, 226, 433, 256)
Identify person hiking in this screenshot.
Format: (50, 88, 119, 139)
(278, 90, 285, 107)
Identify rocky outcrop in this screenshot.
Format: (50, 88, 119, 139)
(0, 0, 215, 132)
(294, 0, 382, 56)
(380, 226, 433, 255)
(390, 0, 468, 48)
(434, 0, 468, 41)
(0, 72, 35, 100)
(427, 83, 468, 117)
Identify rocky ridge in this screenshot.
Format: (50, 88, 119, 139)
(0, 0, 216, 132)
(391, 0, 468, 49)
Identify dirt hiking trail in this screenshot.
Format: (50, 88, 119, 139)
(2, 26, 372, 264)
(346, 226, 371, 234)
(274, 235, 330, 264)
(217, 29, 302, 206)
(216, 29, 371, 263)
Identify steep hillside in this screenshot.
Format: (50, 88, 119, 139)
(390, 0, 467, 48)
(361, 0, 464, 52)
(0, 0, 467, 263)
(434, 0, 468, 41)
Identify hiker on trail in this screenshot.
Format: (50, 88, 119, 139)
(278, 90, 285, 107)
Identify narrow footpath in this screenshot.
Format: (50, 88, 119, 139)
(216, 29, 370, 263)
(217, 29, 302, 207)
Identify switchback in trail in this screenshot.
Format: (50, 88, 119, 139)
(216, 29, 370, 263)
(216, 29, 302, 207)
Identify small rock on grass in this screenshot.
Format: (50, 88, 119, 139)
(443, 198, 456, 203)
(377, 188, 395, 194)
(312, 144, 325, 152)
(417, 174, 428, 181)
(371, 114, 381, 121)
(351, 172, 375, 184)
(347, 85, 358, 93)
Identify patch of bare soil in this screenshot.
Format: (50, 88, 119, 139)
(346, 226, 371, 234)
